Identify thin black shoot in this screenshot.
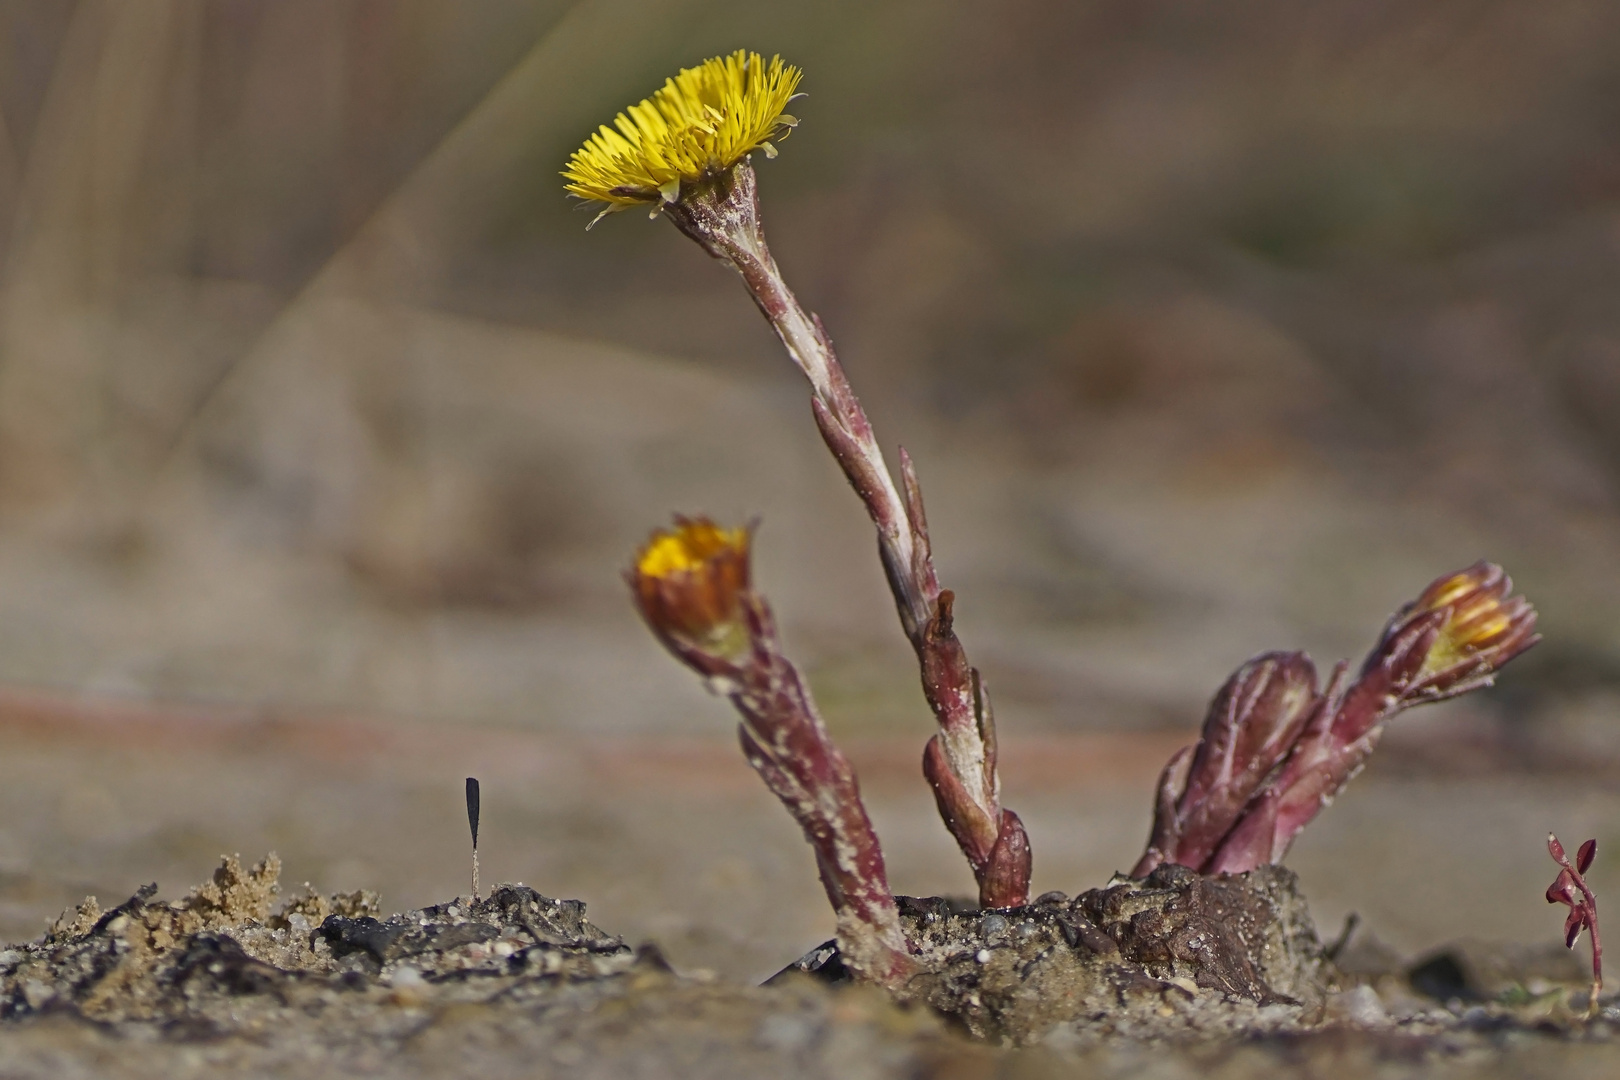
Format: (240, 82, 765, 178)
(466, 777, 481, 902)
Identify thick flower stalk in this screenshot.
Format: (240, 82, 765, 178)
(629, 517, 916, 988)
(1136, 561, 1539, 877)
(568, 54, 1030, 908)
(1547, 834, 1603, 1017)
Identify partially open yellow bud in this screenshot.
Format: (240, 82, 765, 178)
(1410, 561, 1537, 685)
(630, 517, 753, 655)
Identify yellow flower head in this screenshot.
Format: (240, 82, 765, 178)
(563, 51, 801, 215)
(631, 517, 753, 654)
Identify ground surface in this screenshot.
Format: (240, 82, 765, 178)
(0, 696, 1616, 1076)
(0, 852, 1617, 1079)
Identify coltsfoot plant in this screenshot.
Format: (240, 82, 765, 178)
(565, 51, 1541, 1001)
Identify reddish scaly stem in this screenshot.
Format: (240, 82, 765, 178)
(662, 162, 1029, 908)
(630, 521, 916, 988)
(1207, 652, 1408, 874)
(726, 597, 917, 988)
(1132, 652, 1319, 876)
(1548, 833, 1603, 1018)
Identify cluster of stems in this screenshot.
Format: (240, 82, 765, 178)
(621, 155, 1545, 987)
(1135, 562, 1539, 877)
(662, 162, 1030, 910)
(583, 59, 1559, 1001)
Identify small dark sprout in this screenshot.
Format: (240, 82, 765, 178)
(466, 777, 482, 902)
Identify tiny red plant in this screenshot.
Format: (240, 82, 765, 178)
(1547, 833, 1602, 1017)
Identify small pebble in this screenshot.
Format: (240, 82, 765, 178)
(1326, 985, 1387, 1027)
(21, 980, 54, 1009)
(1255, 1003, 1298, 1025)
(975, 949, 991, 964)
(389, 966, 424, 989)
(756, 1014, 815, 1053)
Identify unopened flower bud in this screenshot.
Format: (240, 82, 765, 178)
(630, 517, 753, 658)
(1393, 561, 1539, 701)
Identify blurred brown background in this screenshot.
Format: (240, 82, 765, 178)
(0, 0, 1618, 982)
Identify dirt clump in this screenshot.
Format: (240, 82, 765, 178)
(0, 855, 963, 1079)
(0, 854, 633, 1029)
(786, 863, 1331, 1044)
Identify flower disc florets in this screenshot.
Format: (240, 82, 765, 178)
(563, 50, 800, 218)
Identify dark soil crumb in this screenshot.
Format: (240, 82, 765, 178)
(1, 856, 1618, 1079)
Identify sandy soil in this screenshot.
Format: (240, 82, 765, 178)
(0, 692, 1615, 1076)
